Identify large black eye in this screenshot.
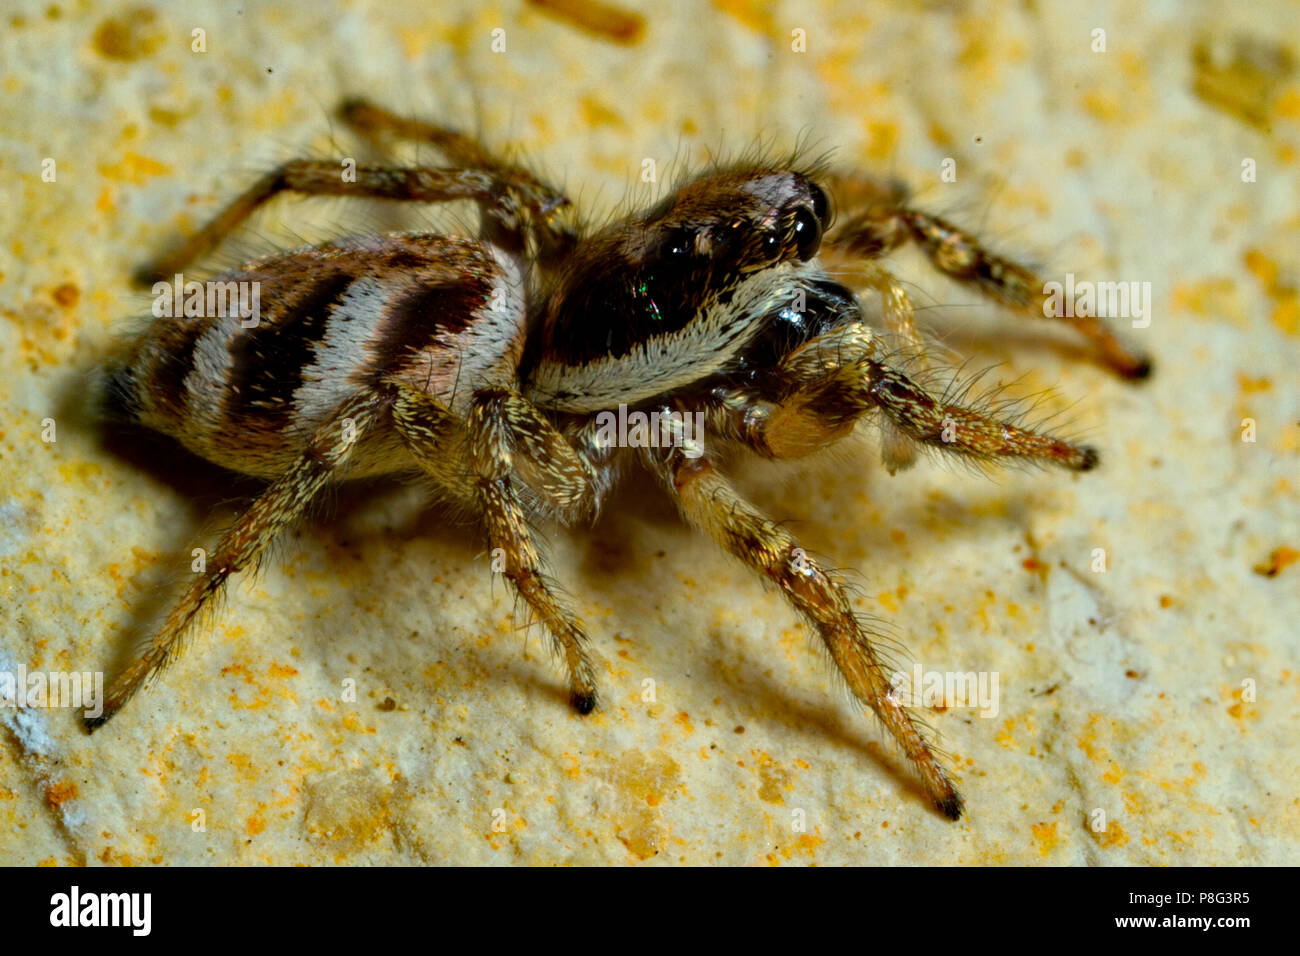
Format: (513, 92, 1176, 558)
(662, 228, 694, 260)
(760, 230, 782, 260)
(792, 207, 822, 261)
(809, 183, 831, 226)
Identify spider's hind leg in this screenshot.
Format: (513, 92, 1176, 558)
(87, 393, 383, 730)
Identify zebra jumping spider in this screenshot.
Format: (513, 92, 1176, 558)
(89, 100, 1150, 820)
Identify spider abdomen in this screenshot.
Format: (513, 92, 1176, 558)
(107, 233, 526, 479)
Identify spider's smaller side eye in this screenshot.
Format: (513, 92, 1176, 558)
(792, 207, 822, 261)
(809, 182, 832, 227)
(761, 230, 782, 259)
(662, 228, 695, 260)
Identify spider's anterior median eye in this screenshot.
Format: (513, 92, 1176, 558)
(792, 207, 822, 261)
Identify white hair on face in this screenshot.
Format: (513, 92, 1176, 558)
(528, 260, 824, 413)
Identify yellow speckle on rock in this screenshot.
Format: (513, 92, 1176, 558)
(302, 768, 394, 852)
(92, 6, 164, 62)
(711, 0, 772, 35)
(1081, 89, 1123, 122)
(98, 152, 172, 185)
(1031, 821, 1059, 857)
(580, 95, 623, 129)
(1096, 821, 1130, 848)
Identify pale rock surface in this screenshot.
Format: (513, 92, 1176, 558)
(0, 0, 1296, 864)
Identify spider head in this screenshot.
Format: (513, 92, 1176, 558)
(526, 169, 841, 412)
(643, 168, 832, 271)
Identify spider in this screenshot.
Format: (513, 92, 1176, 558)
(88, 99, 1150, 820)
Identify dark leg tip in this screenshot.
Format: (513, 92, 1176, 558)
(937, 793, 965, 821)
(83, 715, 106, 734)
(571, 691, 597, 715)
(1122, 356, 1154, 382)
(1077, 446, 1100, 471)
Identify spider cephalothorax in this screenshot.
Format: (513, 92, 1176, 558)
(90, 100, 1149, 820)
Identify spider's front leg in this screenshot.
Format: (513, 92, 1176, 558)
(137, 99, 574, 284)
(390, 382, 600, 714)
(338, 98, 576, 266)
(823, 173, 1152, 380)
(643, 444, 964, 819)
(717, 321, 1098, 470)
(134, 161, 525, 285)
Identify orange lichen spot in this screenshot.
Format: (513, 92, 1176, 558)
(220, 662, 254, 683)
(1273, 296, 1300, 335)
(674, 711, 694, 735)
(267, 662, 298, 679)
(580, 95, 623, 129)
(226, 752, 256, 776)
(148, 106, 184, 127)
(768, 831, 825, 864)
(1171, 277, 1243, 324)
(1159, 594, 1173, 608)
(51, 283, 79, 308)
(1244, 247, 1280, 287)
(1081, 90, 1123, 121)
(303, 770, 394, 852)
(341, 712, 376, 734)
(1244, 247, 1300, 336)
(1031, 821, 1059, 857)
(603, 750, 681, 860)
(865, 121, 898, 161)
(98, 151, 172, 185)
(1096, 822, 1130, 848)
(927, 122, 954, 149)
(44, 780, 77, 810)
(710, 0, 771, 35)
(994, 717, 1018, 749)
(753, 751, 792, 804)
(1253, 546, 1299, 577)
(1021, 556, 1048, 577)
(98, 846, 134, 865)
(92, 6, 164, 61)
